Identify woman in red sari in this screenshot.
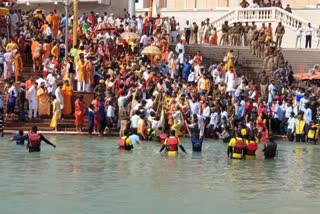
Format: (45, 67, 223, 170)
(256, 112, 268, 143)
(74, 95, 87, 132)
(211, 27, 218, 45)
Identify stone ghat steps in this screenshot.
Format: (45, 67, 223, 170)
(1, 64, 83, 132)
(184, 45, 265, 84)
(281, 49, 320, 71)
(186, 45, 320, 72)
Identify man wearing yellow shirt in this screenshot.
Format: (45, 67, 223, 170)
(5, 39, 19, 51)
(295, 111, 306, 143)
(198, 75, 210, 96)
(51, 41, 60, 61)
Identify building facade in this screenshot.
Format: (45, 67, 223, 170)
(15, 0, 128, 16)
(136, 0, 320, 10)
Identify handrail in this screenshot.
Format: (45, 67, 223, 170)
(211, 7, 318, 40)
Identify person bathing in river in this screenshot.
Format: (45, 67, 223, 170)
(185, 117, 203, 152)
(10, 130, 26, 145)
(160, 130, 187, 155)
(263, 136, 277, 159)
(18, 126, 56, 152)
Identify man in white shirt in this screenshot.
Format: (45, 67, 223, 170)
(305, 22, 314, 48)
(107, 13, 115, 25)
(145, 96, 155, 118)
(142, 67, 150, 80)
(46, 73, 57, 94)
(202, 102, 211, 125)
(103, 12, 108, 22)
(36, 74, 47, 87)
(27, 82, 38, 119)
(188, 98, 201, 115)
(296, 23, 303, 48)
(46, 24, 53, 41)
(304, 103, 312, 125)
(175, 41, 184, 54)
(140, 33, 149, 48)
(268, 80, 276, 103)
(184, 20, 192, 44)
(287, 112, 295, 142)
(137, 16, 143, 36)
(163, 17, 170, 34)
(55, 83, 64, 112)
(177, 49, 184, 65)
(7, 83, 18, 98)
(130, 110, 141, 130)
(249, 0, 259, 8)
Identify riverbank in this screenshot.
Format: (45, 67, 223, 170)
(3, 130, 289, 141)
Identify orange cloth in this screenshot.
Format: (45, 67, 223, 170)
(13, 54, 23, 80)
(159, 39, 168, 52)
(77, 60, 86, 81)
(62, 84, 73, 115)
(37, 87, 50, 116)
(46, 14, 52, 24)
(25, 80, 33, 99)
(93, 99, 101, 126)
(40, 24, 48, 35)
(211, 32, 218, 45)
(31, 41, 40, 59)
(51, 13, 60, 37)
(51, 45, 60, 59)
(85, 61, 94, 84)
(43, 43, 51, 59)
(74, 99, 86, 125)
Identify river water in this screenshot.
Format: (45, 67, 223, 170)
(1, 136, 320, 214)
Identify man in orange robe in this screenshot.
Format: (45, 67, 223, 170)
(62, 80, 73, 115)
(51, 10, 60, 39)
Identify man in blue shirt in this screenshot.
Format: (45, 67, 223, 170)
(10, 130, 26, 145)
(182, 58, 192, 81)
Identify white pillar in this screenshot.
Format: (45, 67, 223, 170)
(128, 0, 136, 17)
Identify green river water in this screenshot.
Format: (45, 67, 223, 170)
(1, 136, 320, 214)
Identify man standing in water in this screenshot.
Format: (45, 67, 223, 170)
(160, 130, 187, 155)
(185, 117, 203, 152)
(21, 126, 56, 152)
(263, 136, 277, 159)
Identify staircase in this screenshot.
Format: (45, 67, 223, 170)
(183, 44, 320, 84)
(212, 7, 320, 47)
(183, 44, 264, 83)
(0, 62, 95, 133)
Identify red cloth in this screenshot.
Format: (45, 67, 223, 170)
(74, 99, 86, 125)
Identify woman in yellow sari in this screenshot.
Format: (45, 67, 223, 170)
(225, 49, 235, 72)
(13, 51, 23, 82)
(37, 82, 50, 116)
(62, 80, 73, 115)
(50, 95, 61, 131)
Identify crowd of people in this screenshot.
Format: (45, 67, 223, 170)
(0, 4, 320, 157)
